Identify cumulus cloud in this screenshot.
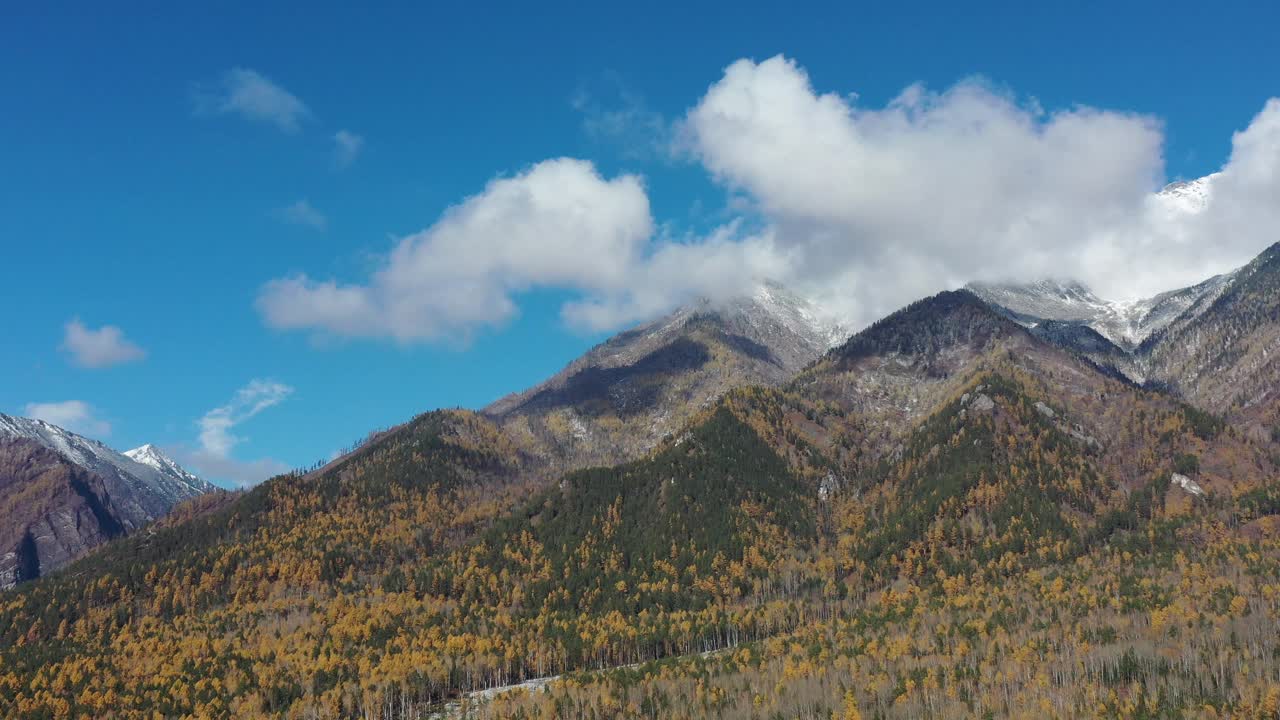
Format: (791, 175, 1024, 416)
(195, 68, 311, 133)
(258, 157, 713, 341)
(333, 130, 364, 167)
(680, 56, 1280, 325)
(25, 400, 111, 437)
(560, 221, 788, 330)
(61, 318, 146, 368)
(276, 200, 328, 231)
(175, 380, 293, 487)
(258, 56, 1280, 343)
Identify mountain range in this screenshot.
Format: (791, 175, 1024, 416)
(968, 241, 1280, 440)
(1, 236, 1278, 718)
(484, 280, 846, 471)
(0, 415, 212, 588)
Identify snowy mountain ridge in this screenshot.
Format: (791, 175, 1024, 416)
(482, 280, 850, 471)
(125, 443, 209, 493)
(0, 413, 212, 530)
(966, 268, 1237, 352)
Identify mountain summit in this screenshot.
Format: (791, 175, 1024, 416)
(969, 241, 1280, 436)
(1155, 173, 1217, 215)
(0, 414, 214, 587)
(124, 443, 208, 495)
(485, 281, 847, 470)
(966, 273, 1235, 352)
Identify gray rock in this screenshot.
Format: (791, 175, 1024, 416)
(818, 473, 841, 502)
(1069, 428, 1102, 451)
(1034, 401, 1056, 419)
(970, 394, 995, 412)
(1171, 472, 1206, 497)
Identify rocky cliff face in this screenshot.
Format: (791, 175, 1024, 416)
(0, 438, 125, 589)
(1140, 242, 1280, 436)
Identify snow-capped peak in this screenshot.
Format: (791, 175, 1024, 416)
(125, 443, 206, 488)
(967, 173, 1237, 352)
(0, 413, 123, 471)
(747, 280, 849, 350)
(972, 256, 1233, 351)
(1155, 173, 1218, 215)
(0, 413, 213, 529)
(966, 270, 1235, 351)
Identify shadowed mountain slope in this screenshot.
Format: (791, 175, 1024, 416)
(485, 282, 844, 471)
(0, 438, 125, 589)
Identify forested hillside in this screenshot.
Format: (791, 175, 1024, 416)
(2, 290, 1278, 719)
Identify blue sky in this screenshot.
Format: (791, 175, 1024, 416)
(3, 1, 1278, 487)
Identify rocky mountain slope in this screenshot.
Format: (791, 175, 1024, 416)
(0, 438, 125, 589)
(1141, 241, 1280, 437)
(124, 444, 209, 494)
(968, 242, 1279, 416)
(795, 289, 1033, 450)
(4, 253, 1280, 717)
(0, 415, 213, 528)
(484, 281, 846, 470)
(0, 414, 213, 588)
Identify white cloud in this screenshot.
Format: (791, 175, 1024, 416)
(258, 56, 1280, 344)
(178, 380, 293, 487)
(61, 318, 146, 368)
(333, 130, 364, 167)
(258, 158, 668, 342)
(24, 400, 111, 438)
(680, 56, 1280, 325)
(277, 200, 328, 231)
(559, 221, 787, 330)
(195, 68, 311, 133)
(197, 379, 292, 457)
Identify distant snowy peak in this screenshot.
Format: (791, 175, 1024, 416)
(1155, 173, 1218, 215)
(966, 271, 1234, 351)
(125, 444, 209, 492)
(0, 413, 212, 529)
(742, 280, 849, 350)
(968, 173, 1235, 351)
(486, 280, 849, 420)
(0, 413, 123, 472)
(615, 280, 847, 362)
(966, 279, 1110, 325)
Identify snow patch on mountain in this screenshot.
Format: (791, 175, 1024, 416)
(966, 173, 1241, 352)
